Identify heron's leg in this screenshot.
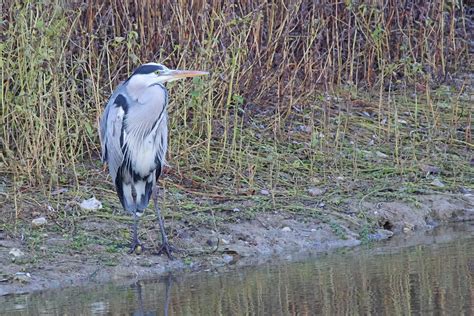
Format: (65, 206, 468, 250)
(163, 274, 173, 316)
(135, 281, 144, 315)
(153, 185, 175, 259)
(128, 212, 143, 254)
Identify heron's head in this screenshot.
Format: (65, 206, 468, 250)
(125, 62, 208, 100)
(130, 62, 208, 84)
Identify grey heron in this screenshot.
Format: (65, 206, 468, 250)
(99, 62, 208, 257)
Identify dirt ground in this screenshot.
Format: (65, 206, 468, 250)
(0, 193, 473, 296)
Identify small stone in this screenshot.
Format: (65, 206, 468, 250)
(425, 218, 438, 228)
(375, 151, 388, 158)
(206, 239, 216, 247)
(232, 208, 241, 213)
(281, 226, 292, 232)
(80, 197, 102, 211)
(308, 187, 324, 196)
(51, 188, 68, 195)
(298, 125, 311, 133)
(222, 254, 234, 264)
(14, 272, 31, 283)
(260, 189, 270, 196)
(9, 248, 24, 258)
(220, 238, 230, 245)
(459, 187, 472, 195)
(368, 229, 394, 241)
(403, 223, 414, 233)
(431, 178, 445, 188)
(420, 164, 441, 175)
(32, 217, 47, 228)
(310, 228, 316, 232)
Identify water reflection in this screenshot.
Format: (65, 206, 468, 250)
(3, 224, 474, 315)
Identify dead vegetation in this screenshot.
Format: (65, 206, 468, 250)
(0, 1, 472, 233)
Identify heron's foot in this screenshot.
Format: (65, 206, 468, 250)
(155, 241, 181, 259)
(128, 239, 145, 255)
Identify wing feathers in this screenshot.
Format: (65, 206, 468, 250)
(99, 82, 168, 215)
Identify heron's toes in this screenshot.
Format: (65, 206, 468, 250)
(155, 242, 181, 259)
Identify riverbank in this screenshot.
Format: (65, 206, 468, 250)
(1, 0, 473, 298)
(1, 190, 472, 296)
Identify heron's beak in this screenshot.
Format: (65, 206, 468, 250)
(163, 70, 209, 82)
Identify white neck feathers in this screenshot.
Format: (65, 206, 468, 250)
(126, 73, 159, 101)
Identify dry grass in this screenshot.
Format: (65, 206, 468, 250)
(0, 1, 472, 220)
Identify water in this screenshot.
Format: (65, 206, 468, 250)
(2, 224, 474, 315)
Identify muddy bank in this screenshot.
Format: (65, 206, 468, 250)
(1, 193, 473, 296)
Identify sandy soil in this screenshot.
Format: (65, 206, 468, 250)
(0, 193, 473, 296)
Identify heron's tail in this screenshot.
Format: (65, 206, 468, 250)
(115, 170, 155, 216)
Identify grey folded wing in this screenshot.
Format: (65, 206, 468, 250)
(99, 84, 126, 183)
